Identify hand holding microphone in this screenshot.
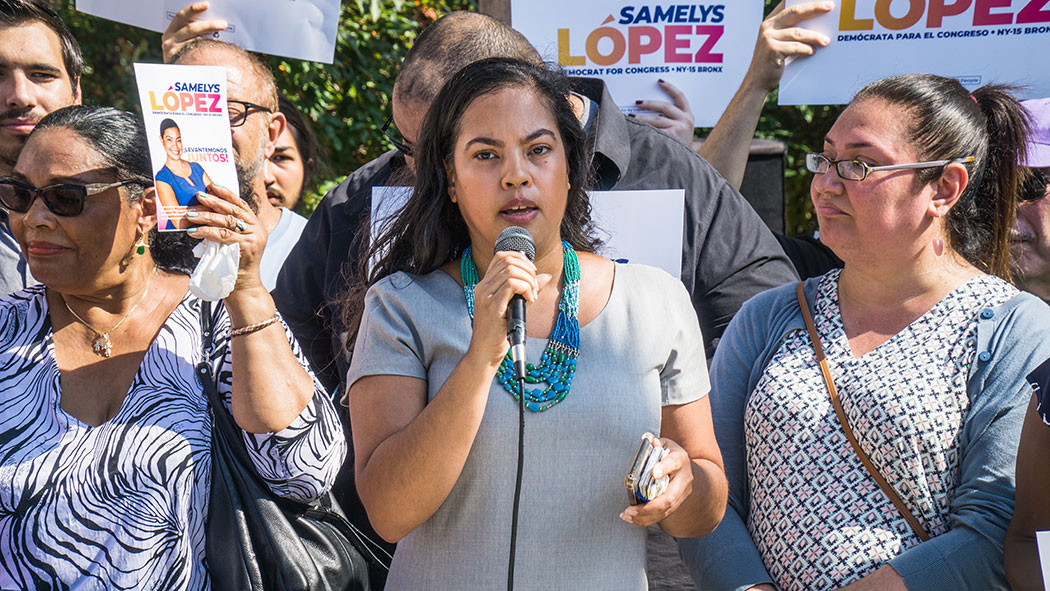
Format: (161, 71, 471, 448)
(495, 227, 536, 381)
(465, 227, 550, 372)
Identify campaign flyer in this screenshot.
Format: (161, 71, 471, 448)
(134, 63, 238, 232)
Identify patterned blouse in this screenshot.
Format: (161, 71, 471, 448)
(0, 286, 346, 590)
(744, 269, 1015, 591)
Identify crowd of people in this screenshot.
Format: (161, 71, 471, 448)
(2, 0, 1050, 590)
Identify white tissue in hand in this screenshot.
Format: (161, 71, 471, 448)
(189, 240, 240, 301)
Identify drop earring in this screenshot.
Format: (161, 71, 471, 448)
(932, 238, 945, 256)
(134, 241, 148, 256)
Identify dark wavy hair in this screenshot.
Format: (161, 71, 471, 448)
(851, 74, 1029, 280)
(32, 106, 196, 273)
(341, 57, 598, 349)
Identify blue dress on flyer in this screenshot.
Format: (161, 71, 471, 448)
(156, 162, 206, 207)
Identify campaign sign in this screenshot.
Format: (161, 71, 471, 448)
(780, 0, 1050, 105)
(513, 0, 764, 127)
(134, 63, 238, 232)
(77, 0, 340, 64)
(371, 187, 685, 278)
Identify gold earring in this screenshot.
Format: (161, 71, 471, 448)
(134, 241, 148, 255)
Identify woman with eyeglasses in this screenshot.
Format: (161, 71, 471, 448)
(0, 105, 345, 589)
(155, 117, 213, 230)
(678, 73, 1050, 591)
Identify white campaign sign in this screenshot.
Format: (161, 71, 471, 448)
(512, 0, 763, 127)
(77, 0, 340, 63)
(780, 0, 1050, 105)
(370, 187, 685, 278)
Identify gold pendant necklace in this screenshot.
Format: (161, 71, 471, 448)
(62, 266, 158, 358)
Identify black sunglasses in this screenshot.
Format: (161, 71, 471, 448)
(0, 178, 144, 216)
(381, 116, 413, 157)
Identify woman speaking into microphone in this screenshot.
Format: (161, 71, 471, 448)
(342, 58, 727, 589)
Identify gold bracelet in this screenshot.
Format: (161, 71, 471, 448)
(229, 313, 280, 338)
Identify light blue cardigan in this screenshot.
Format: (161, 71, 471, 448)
(678, 278, 1050, 591)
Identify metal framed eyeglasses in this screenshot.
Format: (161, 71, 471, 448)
(805, 153, 975, 181)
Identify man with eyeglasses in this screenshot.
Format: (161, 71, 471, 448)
(168, 38, 307, 291)
(0, 0, 83, 295)
(1012, 98, 1050, 303)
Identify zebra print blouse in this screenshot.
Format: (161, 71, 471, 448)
(0, 286, 346, 590)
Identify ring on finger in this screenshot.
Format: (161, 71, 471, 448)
(234, 218, 247, 233)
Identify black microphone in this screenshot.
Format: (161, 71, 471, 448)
(494, 226, 535, 381)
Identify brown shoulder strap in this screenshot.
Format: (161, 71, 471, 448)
(795, 282, 931, 542)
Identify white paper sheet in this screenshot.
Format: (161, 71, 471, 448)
(75, 0, 158, 31)
(1037, 530, 1050, 590)
(370, 187, 685, 278)
(77, 0, 340, 63)
(512, 0, 763, 127)
(781, 0, 1050, 105)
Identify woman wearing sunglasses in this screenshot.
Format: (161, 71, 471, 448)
(679, 74, 1050, 591)
(0, 105, 345, 589)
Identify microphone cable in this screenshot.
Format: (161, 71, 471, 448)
(507, 375, 526, 591)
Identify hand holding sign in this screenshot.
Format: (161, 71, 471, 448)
(749, 1, 832, 92)
(631, 79, 696, 143)
(513, 0, 764, 127)
(781, 0, 1050, 105)
(162, 2, 228, 63)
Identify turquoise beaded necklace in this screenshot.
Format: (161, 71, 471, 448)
(461, 241, 580, 412)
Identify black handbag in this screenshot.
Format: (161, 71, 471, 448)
(197, 302, 390, 590)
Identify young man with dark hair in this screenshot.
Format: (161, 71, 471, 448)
(264, 92, 321, 212)
(0, 0, 84, 294)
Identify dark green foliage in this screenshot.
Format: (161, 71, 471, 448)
(754, 89, 843, 237)
(56, 0, 474, 215)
